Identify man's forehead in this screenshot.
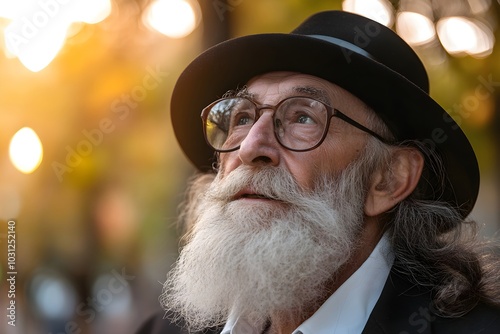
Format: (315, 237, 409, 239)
(244, 71, 351, 105)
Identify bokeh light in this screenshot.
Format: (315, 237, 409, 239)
(0, 0, 112, 72)
(396, 11, 437, 46)
(143, 0, 201, 38)
(9, 127, 44, 174)
(30, 272, 78, 320)
(343, 0, 394, 26)
(437, 16, 495, 57)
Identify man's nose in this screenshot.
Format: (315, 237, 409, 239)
(238, 111, 280, 167)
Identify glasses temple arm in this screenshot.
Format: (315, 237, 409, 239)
(333, 109, 392, 144)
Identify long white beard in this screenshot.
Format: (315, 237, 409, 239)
(161, 158, 371, 331)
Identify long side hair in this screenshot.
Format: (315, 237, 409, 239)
(378, 139, 500, 316)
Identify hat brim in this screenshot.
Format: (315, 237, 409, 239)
(170, 33, 479, 218)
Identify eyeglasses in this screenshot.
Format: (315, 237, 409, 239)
(201, 96, 389, 152)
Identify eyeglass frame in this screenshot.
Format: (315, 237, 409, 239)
(200, 95, 391, 153)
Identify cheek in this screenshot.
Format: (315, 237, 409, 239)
(284, 151, 334, 190)
(218, 151, 239, 177)
(318, 133, 367, 170)
(305, 143, 362, 187)
(314, 140, 347, 174)
(285, 162, 317, 190)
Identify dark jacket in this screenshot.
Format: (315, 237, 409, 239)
(136, 268, 500, 334)
(362, 268, 500, 333)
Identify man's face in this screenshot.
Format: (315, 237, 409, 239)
(219, 71, 374, 190)
(162, 72, 386, 331)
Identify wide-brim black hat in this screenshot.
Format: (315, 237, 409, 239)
(171, 10, 479, 218)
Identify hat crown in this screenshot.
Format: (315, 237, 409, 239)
(291, 11, 429, 93)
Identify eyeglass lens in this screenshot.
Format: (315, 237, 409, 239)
(203, 97, 329, 151)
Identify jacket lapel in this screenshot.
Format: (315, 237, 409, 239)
(362, 266, 434, 334)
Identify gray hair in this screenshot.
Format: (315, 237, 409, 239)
(384, 138, 500, 316)
(365, 107, 500, 315)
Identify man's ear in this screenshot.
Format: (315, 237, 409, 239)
(364, 147, 424, 217)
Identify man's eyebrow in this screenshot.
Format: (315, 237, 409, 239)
(223, 85, 330, 104)
(292, 86, 331, 104)
(222, 86, 254, 99)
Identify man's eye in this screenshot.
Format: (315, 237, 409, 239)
(232, 111, 254, 127)
(237, 116, 252, 125)
(297, 114, 315, 124)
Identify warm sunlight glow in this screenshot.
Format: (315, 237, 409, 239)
(343, 0, 394, 27)
(77, 0, 112, 24)
(396, 11, 436, 46)
(143, 0, 200, 38)
(0, 0, 111, 72)
(9, 127, 44, 174)
(5, 23, 68, 72)
(437, 16, 494, 58)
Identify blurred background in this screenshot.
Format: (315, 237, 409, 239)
(0, 0, 499, 333)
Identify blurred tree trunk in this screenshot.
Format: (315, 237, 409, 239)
(198, 0, 233, 50)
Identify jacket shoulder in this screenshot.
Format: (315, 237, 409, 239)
(363, 266, 500, 334)
(432, 302, 500, 334)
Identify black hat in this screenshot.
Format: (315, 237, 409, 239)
(171, 10, 479, 218)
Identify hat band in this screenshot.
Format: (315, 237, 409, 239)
(308, 34, 376, 61)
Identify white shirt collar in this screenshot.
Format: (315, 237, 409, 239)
(221, 234, 394, 334)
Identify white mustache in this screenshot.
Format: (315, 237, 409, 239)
(207, 166, 311, 205)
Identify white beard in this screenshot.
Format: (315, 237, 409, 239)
(161, 157, 372, 331)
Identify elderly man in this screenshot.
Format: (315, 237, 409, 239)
(137, 10, 500, 334)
